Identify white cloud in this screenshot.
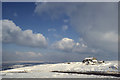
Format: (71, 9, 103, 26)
(2, 19, 47, 48)
(16, 51, 42, 58)
(62, 25, 68, 31)
(52, 38, 95, 53)
(52, 38, 75, 52)
(48, 28, 56, 32)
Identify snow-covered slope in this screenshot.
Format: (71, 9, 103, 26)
(1, 61, 119, 78)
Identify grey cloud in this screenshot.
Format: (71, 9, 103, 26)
(0, 21, 2, 42)
(2, 51, 43, 62)
(35, 2, 118, 53)
(62, 25, 68, 31)
(2, 19, 47, 48)
(63, 19, 69, 23)
(48, 28, 56, 32)
(34, 2, 80, 19)
(68, 3, 118, 53)
(13, 12, 17, 17)
(16, 51, 42, 58)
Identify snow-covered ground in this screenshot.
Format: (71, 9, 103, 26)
(1, 61, 119, 78)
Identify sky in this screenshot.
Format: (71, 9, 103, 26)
(2, 2, 118, 62)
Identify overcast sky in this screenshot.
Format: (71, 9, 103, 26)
(2, 2, 118, 62)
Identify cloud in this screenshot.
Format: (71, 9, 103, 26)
(13, 12, 17, 17)
(2, 19, 47, 48)
(62, 25, 68, 31)
(34, 2, 118, 53)
(35, 2, 64, 19)
(48, 28, 56, 32)
(52, 38, 75, 52)
(52, 38, 95, 53)
(68, 3, 118, 53)
(34, 2, 80, 19)
(63, 19, 69, 23)
(53, 34, 62, 39)
(0, 20, 2, 42)
(2, 51, 43, 62)
(16, 51, 42, 58)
